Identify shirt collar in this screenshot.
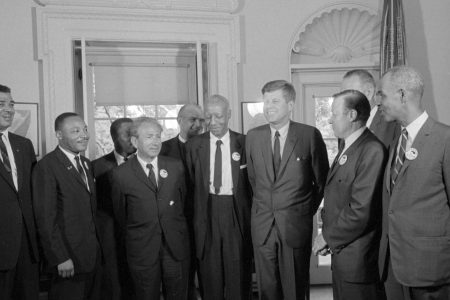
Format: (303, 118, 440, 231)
(210, 130, 230, 144)
(136, 151, 157, 170)
(344, 126, 367, 150)
(0, 128, 10, 141)
(270, 121, 290, 138)
(178, 134, 187, 144)
(58, 145, 79, 162)
(403, 111, 428, 142)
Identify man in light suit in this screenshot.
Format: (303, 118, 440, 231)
(111, 117, 190, 300)
(341, 69, 400, 148)
(160, 103, 204, 300)
(186, 95, 252, 300)
(246, 80, 329, 299)
(92, 118, 135, 300)
(377, 66, 450, 300)
(33, 112, 101, 300)
(312, 89, 387, 300)
(0, 84, 40, 300)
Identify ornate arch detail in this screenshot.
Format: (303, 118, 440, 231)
(290, 5, 380, 63)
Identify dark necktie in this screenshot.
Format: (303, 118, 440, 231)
(0, 133, 12, 173)
(74, 156, 88, 187)
(146, 163, 157, 188)
(123, 156, 128, 162)
(391, 129, 408, 189)
(213, 140, 223, 194)
(273, 131, 281, 178)
(332, 140, 345, 168)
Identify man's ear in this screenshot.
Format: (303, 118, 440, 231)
(55, 130, 62, 140)
(349, 109, 358, 122)
(131, 136, 138, 149)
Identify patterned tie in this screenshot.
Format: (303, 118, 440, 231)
(0, 133, 11, 173)
(146, 163, 157, 188)
(273, 131, 281, 179)
(391, 128, 408, 189)
(213, 140, 223, 194)
(74, 156, 88, 188)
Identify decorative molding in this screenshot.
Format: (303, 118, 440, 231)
(33, 0, 241, 13)
(292, 8, 379, 63)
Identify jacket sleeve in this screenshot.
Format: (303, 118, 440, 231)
(310, 128, 330, 214)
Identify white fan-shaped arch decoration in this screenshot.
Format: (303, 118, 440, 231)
(292, 8, 380, 63)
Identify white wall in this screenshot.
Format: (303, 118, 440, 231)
(0, 0, 449, 155)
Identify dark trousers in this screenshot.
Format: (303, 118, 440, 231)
(199, 194, 252, 300)
(0, 226, 39, 300)
(332, 271, 386, 300)
(254, 223, 311, 300)
(48, 249, 102, 300)
(385, 256, 450, 300)
(130, 240, 189, 300)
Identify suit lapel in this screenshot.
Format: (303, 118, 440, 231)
(81, 157, 95, 194)
(55, 147, 90, 192)
(130, 156, 157, 193)
(261, 125, 275, 182)
(385, 134, 398, 194)
(198, 134, 210, 192)
(157, 156, 166, 191)
(229, 131, 241, 193)
(277, 122, 298, 180)
(9, 134, 23, 191)
(0, 132, 16, 191)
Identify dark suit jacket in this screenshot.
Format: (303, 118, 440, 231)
(161, 135, 186, 165)
(369, 108, 400, 149)
(322, 129, 386, 282)
(246, 121, 329, 248)
(33, 147, 99, 273)
(93, 151, 117, 216)
(0, 132, 39, 270)
(111, 155, 189, 270)
(186, 130, 252, 259)
(379, 117, 450, 286)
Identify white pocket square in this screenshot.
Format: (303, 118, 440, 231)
(240, 164, 247, 169)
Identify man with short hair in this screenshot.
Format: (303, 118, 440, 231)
(186, 95, 252, 300)
(342, 69, 399, 148)
(0, 84, 40, 300)
(313, 89, 387, 300)
(160, 104, 204, 299)
(111, 117, 190, 300)
(377, 66, 450, 300)
(33, 112, 101, 300)
(246, 80, 329, 299)
(93, 118, 135, 300)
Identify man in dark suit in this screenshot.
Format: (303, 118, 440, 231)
(312, 89, 387, 300)
(341, 69, 399, 148)
(246, 80, 329, 300)
(0, 84, 40, 300)
(186, 95, 252, 300)
(377, 66, 450, 300)
(111, 117, 190, 300)
(33, 112, 101, 300)
(160, 103, 203, 299)
(92, 118, 135, 300)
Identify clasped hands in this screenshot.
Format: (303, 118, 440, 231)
(312, 233, 332, 256)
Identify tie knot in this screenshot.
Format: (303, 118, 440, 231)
(402, 128, 408, 137)
(74, 156, 80, 162)
(123, 156, 128, 161)
(0, 132, 3, 138)
(275, 131, 280, 138)
(338, 140, 345, 152)
(216, 140, 223, 147)
(146, 163, 153, 170)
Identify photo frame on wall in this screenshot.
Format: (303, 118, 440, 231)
(10, 102, 40, 155)
(241, 102, 267, 134)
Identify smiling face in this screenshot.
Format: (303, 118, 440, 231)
(377, 75, 403, 122)
(131, 121, 162, 161)
(56, 116, 90, 154)
(179, 106, 204, 140)
(263, 89, 294, 129)
(0, 92, 15, 131)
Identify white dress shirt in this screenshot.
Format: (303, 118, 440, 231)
(366, 106, 378, 128)
(209, 131, 233, 195)
(270, 122, 290, 159)
(397, 111, 428, 154)
(340, 126, 367, 158)
(0, 129, 18, 190)
(136, 152, 158, 186)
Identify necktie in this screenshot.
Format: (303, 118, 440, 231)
(0, 133, 11, 173)
(74, 156, 88, 187)
(146, 163, 157, 188)
(213, 140, 223, 194)
(332, 140, 345, 168)
(123, 156, 128, 162)
(273, 131, 281, 178)
(391, 129, 408, 189)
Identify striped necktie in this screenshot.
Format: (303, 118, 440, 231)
(391, 128, 408, 189)
(0, 132, 12, 173)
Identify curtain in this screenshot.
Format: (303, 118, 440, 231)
(380, 0, 407, 76)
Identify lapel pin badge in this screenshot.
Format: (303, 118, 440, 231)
(296, 157, 300, 161)
(232, 152, 240, 161)
(160, 169, 168, 178)
(169, 201, 174, 206)
(339, 155, 347, 165)
(405, 148, 418, 160)
(67, 165, 72, 170)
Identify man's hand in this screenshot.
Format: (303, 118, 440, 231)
(312, 233, 330, 256)
(58, 259, 75, 278)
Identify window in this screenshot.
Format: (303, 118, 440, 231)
(94, 104, 183, 158)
